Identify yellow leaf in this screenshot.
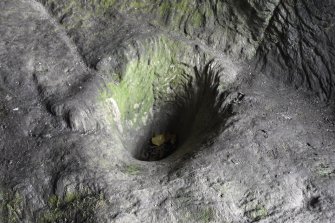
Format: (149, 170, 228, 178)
(151, 134, 166, 146)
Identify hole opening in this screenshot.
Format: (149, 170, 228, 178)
(118, 63, 235, 161)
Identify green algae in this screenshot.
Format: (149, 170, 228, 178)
(0, 189, 24, 223)
(245, 205, 268, 222)
(181, 206, 215, 223)
(98, 36, 194, 128)
(128, 0, 149, 9)
(196, 207, 215, 223)
(100, 0, 117, 9)
(121, 164, 142, 175)
(40, 191, 106, 223)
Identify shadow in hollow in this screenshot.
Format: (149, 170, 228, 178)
(132, 61, 237, 161)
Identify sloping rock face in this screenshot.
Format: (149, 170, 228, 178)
(37, 0, 280, 63)
(257, 0, 335, 101)
(0, 0, 335, 222)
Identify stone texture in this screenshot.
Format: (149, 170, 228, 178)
(257, 0, 335, 101)
(0, 0, 335, 222)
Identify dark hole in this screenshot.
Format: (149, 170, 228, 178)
(308, 196, 321, 211)
(121, 63, 235, 161)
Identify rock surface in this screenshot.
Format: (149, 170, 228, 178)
(0, 0, 334, 222)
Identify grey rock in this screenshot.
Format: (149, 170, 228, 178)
(0, 0, 334, 222)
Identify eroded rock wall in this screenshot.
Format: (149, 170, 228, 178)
(38, 0, 335, 102)
(257, 0, 335, 101)
(37, 0, 281, 62)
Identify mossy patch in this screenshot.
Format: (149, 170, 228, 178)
(153, 0, 207, 31)
(182, 206, 215, 223)
(0, 189, 24, 223)
(121, 164, 142, 175)
(100, 0, 118, 9)
(128, 0, 149, 9)
(39, 191, 106, 223)
(315, 163, 334, 177)
(245, 205, 268, 222)
(98, 36, 194, 129)
(196, 207, 215, 223)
